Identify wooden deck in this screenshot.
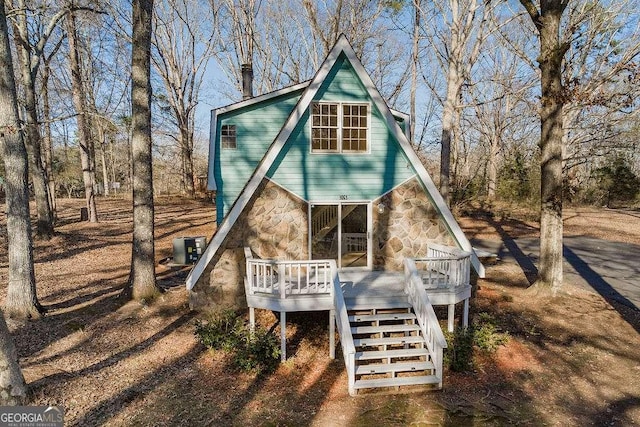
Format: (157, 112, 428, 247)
(244, 245, 473, 392)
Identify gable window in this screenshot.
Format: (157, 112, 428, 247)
(221, 124, 236, 149)
(311, 102, 368, 153)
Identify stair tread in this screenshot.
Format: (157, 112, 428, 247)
(355, 360, 434, 375)
(353, 336, 425, 347)
(351, 324, 421, 334)
(349, 313, 416, 322)
(354, 375, 441, 389)
(356, 347, 428, 360)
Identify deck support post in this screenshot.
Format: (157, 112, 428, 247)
(462, 299, 469, 329)
(249, 307, 255, 333)
(280, 311, 286, 361)
(329, 309, 335, 359)
(447, 304, 455, 332)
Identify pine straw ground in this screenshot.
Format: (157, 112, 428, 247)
(0, 197, 638, 426)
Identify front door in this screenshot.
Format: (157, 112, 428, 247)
(310, 203, 370, 269)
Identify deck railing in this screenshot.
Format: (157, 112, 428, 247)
(412, 243, 471, 289)
(329, 260, 356, 396)
(245, 256, 333, 298)
(404, 258, 447, 387)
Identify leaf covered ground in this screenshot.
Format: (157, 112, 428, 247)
(0, 197, 638, 426)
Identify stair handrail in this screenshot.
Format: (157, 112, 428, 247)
(329, 260, 356, 396)
(404, 258, 448, 388)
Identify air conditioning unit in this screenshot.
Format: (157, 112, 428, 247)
(172, 237, 207, 265)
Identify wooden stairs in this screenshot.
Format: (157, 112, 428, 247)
(348, 305, 441, 393)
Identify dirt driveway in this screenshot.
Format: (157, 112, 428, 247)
(1, 199, 638, 426)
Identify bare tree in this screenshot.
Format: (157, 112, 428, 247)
(151, 0, 218, 196)
(469, 38, 537, 200)
(1, 0, 44, 320)
(66, 3, 98, 222)
(409, 0, 420, 142)
(561, 1, 640, 171)
(8, 0, 61, 238)
(129, 0, 158, 301)
(421, 0, 496, 204)
(214, 0, 403, 100)
(40, 36, 65, 219)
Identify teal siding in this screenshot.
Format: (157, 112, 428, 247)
(215, 91, 302, 221)
(268, 54, 415, 202)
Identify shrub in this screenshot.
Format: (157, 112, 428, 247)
(593, 155, 640, 207)
(194, 309, 241, 351)
(473, 312, 510, 352)
(444, 327, 475, 372)
(195, 310, 281, 374)
(233, 328, 281, 374)
(444, 312, 510, 372)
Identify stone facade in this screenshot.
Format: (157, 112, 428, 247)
(372, 177, 454, 271)
(189, 179, 308, 312)
(190, 176, 456, 311)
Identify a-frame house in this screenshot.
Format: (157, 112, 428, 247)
(186, 35, 484, 394)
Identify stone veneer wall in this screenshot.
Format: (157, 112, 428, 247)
(372, 177, 455, 270)
(189, 179, 308, 312)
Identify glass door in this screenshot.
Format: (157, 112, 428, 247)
(340, 204, 368, 268)
(310, 203, 370, 269)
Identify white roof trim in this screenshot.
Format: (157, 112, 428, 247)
(215, 81, 310, 115)
(207, 109, 217, 191)
(188, 35, 483, 290)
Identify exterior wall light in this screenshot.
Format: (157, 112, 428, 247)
(377, 203, 385, 214)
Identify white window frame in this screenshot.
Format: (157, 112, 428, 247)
(221, 124, 237, 149)
(310, 101, 370, 154)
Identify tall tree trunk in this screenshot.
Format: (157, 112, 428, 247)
(0, 1, 43, 320)
(11, 1, 54, 239)
(520, 0, 567, 293)
(410, 0, 420, 143)
(487, 134, 499, 199)
(129, 0, 158, 301)
(101, 139, 110, 196)
(180, 127, 194, 197)
(66, 8, 98, 222)
(41, 61, 57, 219)
(439, 63, 462, 205)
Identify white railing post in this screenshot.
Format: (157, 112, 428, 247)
(278, 263, 286, 299)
